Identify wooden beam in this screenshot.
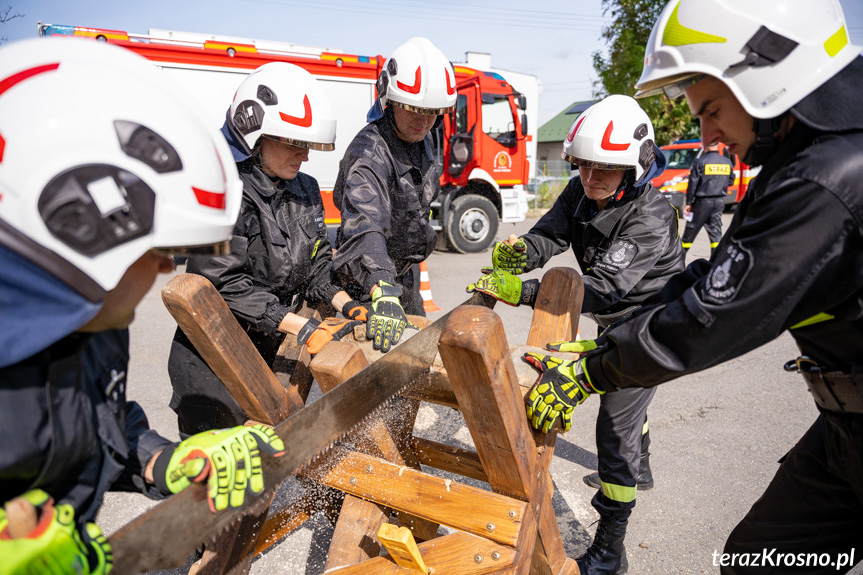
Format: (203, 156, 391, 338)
(310, 448, 527, 548)
(253, 493, 319, 556)
(411, 437, 487, 483)
(326, 532, 516, 575)
(161, 273, 303, 423)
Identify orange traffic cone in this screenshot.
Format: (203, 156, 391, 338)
(419, 261, 440, 313)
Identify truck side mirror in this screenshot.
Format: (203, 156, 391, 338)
(517, 93, 526, 110)
(521, 113, 528, 137)
(452, 140, 470, 163)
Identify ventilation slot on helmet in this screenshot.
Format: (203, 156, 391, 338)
(114, 121, 182, 174)
(233, 100, 265, 135)
(38, 165, 155, 256)
(633, 123, 649, 141)
(728, 26, 798, 71)
(257, 84, 278, 105)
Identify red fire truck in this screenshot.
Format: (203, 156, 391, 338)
(38, 24, 531, 253)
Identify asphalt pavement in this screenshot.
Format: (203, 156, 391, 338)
(102, 210, 863, 574)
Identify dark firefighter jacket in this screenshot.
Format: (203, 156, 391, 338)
(521, 178, 685, 315)
(685, 149, 735, 205)
(186, 160, 341, 335)
(0, 329, 172, 522)
(332, 114, 438, 295)
(585, 122, 863, 391)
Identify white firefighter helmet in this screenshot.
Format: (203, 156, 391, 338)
(561, 95, 656, 183)
(0, 38, 242, 301)
(377, 37, 457, 115)
(634, 0, 862, 119)
(230, 62, 336, 152)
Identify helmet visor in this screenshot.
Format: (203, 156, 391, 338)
(635, 72, 706, 99)
(562, 151, 633, 171)
(390, 99, 455, 116)
(262, 134, 335, 152)
(152, 240, 231, 258)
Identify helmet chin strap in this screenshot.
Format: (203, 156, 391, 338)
(744, 115, 785, 167)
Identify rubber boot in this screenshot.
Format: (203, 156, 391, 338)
(583, 450, 654, 491)
(577, 517, 629, 575)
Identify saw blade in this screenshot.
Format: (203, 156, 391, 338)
(109, 292, 495, 574)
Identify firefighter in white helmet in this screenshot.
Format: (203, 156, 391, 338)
(510, 1, 863, 572)
(0, 39, 285, 574)
(168, 62, 368, 438)
(467, 94, 684, 574)
(332, 37, 457, 353)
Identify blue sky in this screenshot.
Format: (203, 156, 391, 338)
(3, 0, 863, 125)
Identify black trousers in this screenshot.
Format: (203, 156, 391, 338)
(722, 409, 863, 574)
(682, 197, 724, 249)
(591, 386, 655, 519)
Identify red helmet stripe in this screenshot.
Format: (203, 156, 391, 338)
(192, 186, 226, 210)
(397, 66, 422, 94)
(445, 68, 455, 96)
(601, 121, 630, 151)
(279, 94, 313, 128)
(0, 63, 60, 98)
(568, 115, 587, 142)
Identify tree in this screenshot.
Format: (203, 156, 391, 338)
(592, 0, 699, 145)
(0, 6, 23, 45)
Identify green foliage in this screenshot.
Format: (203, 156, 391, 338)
(592, 0, 699, 145)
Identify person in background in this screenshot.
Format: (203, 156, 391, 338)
(520, 0, 863, 572)
(332, 37, 456, 353)
(0, 39, 284, 575)
(468, 94, 684, 575)
(168, 62, 367, 438)
(681, 141, 734, 256)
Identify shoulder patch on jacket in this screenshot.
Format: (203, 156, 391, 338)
(595, 240, 638, 273)
(701, 240, 753, 304)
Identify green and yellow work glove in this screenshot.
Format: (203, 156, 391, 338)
(522, 352, 604, 433)
(545, 339, 598, 354)
(298, 317, 363, 355)
(491, 235, 528, 274)
(341, 299, 369, 322)
(0, 490, 112, 575)
(466, 268, 539, 307)
(154, 425, 285, 513)
(367, 281, 415, 353)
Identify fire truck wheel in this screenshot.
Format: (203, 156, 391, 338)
(446, 194, 499, 254)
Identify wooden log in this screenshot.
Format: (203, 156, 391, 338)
(526, 267, 583, 349)
(326, 532, 516, 575)
(161, 273, 303, 423)
(308, 448, 527, 548)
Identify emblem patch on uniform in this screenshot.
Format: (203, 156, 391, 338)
(701, 240, 753, 304)
(595, 240, 637, 273)
(314, 214, 325, 233)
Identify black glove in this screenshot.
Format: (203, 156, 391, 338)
(298, 317, 363, 354)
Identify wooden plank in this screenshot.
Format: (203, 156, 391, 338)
(311, 448, 527, 548)
(411, 437, 488, 483)
(161, 273, 303, 423)
(526, 267, 583, 349)
(327, 531, 516, 575)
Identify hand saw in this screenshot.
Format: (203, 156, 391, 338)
(109, 292, 496, 574)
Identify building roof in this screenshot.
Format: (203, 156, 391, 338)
(537, 100, 596, 143)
